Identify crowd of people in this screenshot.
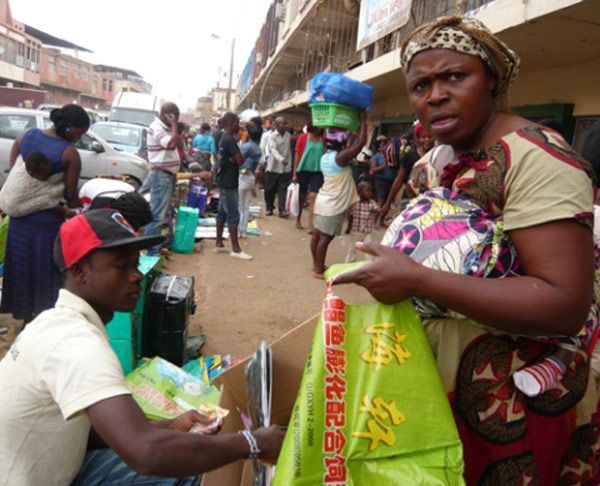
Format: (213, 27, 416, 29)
(190, 108, 430, 275)
(138, 106, 426, 272)
(1, 12, 600, 485)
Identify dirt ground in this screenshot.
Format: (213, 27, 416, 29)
(166, 200, 383, 361)
(0, 197, 383, 362)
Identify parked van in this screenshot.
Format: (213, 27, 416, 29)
(109, 92, 162, 127)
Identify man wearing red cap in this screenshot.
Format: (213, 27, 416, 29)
(0, 209, 284, 485)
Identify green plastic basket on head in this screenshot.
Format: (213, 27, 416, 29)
(310, 102, 360, 132)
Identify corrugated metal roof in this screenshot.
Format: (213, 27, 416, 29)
(24, 24, 93, 52)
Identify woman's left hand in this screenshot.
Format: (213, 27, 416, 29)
(332, 242, 424, 304)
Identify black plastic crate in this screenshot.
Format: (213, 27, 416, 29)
(142, 274, 195, 366)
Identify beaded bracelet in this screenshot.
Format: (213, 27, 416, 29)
(239, 430, 260, 459)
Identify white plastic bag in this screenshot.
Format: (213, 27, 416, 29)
(285, 183, 300, 216)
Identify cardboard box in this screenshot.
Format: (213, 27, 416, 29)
(201, 314, 319, 486)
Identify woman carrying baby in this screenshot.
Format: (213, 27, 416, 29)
(0, 104, 89, 323)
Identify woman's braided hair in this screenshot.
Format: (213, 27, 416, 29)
(49, 104, 90, 139)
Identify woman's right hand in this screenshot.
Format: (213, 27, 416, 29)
(359, 110, 368, 126)
(291, 173, 298, 183)
(253, 425, 286, 464)
(332, 242, 424, 304)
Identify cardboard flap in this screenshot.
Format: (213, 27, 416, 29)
(202, 315, 319, 486)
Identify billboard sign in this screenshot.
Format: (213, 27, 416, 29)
(357, 0, 412, 50)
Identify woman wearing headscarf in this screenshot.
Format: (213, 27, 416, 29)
(334, 16, 599, 483)
(1, 104, 89, 323)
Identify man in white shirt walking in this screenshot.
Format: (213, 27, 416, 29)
(264, 116, 292, 217)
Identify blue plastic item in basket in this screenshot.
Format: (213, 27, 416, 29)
(172, 207, 199, 254)
(309, 72, 373, 110)
(187, 185, 208, 213)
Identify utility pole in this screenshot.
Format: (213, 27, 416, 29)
(226, 37, 236, 112)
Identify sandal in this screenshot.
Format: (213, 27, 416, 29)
(295, 222, 304, 230)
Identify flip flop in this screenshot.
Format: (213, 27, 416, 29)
(295, 222, 304, 230)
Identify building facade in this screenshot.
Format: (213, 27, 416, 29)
(0, 0, 153, 112)
(195, 96, 213, 125)
(0, 0, 42, 91)
(39, 47, 107, 110)
(36, 56, 153, 112)
(94, 64, 152, 106)
(238, 0, 600, 147)
(211, 86, 236, 116)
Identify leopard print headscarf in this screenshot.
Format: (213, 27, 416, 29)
(400, 16, 521, 111)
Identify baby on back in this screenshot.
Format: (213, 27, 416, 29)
(25, 151, 55, 181)
(0, 151, 70, 218)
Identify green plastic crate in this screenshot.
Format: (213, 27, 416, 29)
(107, 312, 136, 374)
(310, 102, 359, 132)
(107, 255, 161, 373)
(135, 255, 161, 359)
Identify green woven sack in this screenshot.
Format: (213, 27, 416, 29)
(273, 263, 464, 485)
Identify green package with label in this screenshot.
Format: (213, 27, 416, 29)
(273, 263, 464, 485)
(125, 357, 220, 420)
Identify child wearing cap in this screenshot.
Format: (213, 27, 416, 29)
(0, 209, 284, 484)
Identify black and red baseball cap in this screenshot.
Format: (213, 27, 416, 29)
(54, 209, 165, 272)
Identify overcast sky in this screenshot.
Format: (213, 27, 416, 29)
(11, 0, 270, 111)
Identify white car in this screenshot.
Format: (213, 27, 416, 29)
(38, 104, 103, 126)
(89, 121, 148, 161)
(0, 107, 150, 187)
